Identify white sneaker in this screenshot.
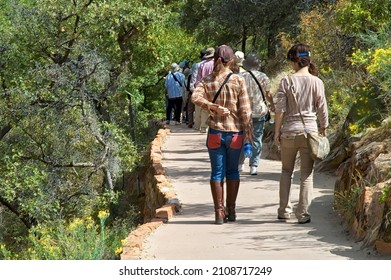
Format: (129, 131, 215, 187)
(250, 166, 257, 175)
(238, 164, 244, 172)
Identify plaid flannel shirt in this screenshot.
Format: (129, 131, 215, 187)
(192, 69, 253, 140)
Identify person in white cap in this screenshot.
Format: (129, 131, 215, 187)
(233, 51, 246, 74)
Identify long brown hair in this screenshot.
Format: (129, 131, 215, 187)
(287, 43, 319, 76)
(212, 59, 233, 78)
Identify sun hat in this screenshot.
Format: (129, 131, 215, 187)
(199, 49, 207, 60)
(170, 63, 180, 72)
(203, 47, 215, 59)
(242, 54, 261, 71)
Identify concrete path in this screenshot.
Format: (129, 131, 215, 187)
(140, 124, 385, 260)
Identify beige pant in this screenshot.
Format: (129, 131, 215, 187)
(194, 106, 209, 131)
(278, 134, 314, 220)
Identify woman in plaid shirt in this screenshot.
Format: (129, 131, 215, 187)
(192, 45, 253, 224)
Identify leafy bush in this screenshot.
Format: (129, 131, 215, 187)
(0, 209, 137, 260)
(350, 29, 391, 115)
(0, 0, 195, 259)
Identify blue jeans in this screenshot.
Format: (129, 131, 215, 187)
(239, 117, 265, 167)
(207, 128, 243, 181)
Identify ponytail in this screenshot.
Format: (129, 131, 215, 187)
(309, 62, 319, 76)
(212, 58, 233, 78)
(212, 58, 224, 78)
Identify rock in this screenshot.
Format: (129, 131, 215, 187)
(333, 120, 391, 255)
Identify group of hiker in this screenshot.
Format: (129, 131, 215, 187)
(164, 43, 329, 226)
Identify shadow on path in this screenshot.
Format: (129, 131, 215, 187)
(140, 124, 389, 260)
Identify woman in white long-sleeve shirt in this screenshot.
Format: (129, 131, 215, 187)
(274, 43, 329, 224)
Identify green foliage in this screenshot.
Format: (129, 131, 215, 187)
(1, 0, 389, 260)
(295, 2, 389, 131)
(335, 0, 391, 34)
(180, 0, 303, 56)
(297, 6, 353, 70)
(321, 70, 357, 128)
(0, 0, 196, 259)
(350, 28, 391, 114)
(379, 184, 390, 204)
(293, 6, 355, 129)
(0, 209, 136, 260)
(0, 152, 52, 221)
(102, 122, 139, 171)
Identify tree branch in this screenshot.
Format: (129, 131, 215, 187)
(0, 125, 12, 140)
(38, 158, 97, 168)
(0, 196, 36, 229)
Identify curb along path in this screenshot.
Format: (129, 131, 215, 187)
(140, 124, 384, 260)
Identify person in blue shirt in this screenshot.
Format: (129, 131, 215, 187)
(164, 63, 186, 125)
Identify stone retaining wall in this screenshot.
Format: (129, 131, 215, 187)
(120, 128, 180, 260)
(334, 122, 391, 256)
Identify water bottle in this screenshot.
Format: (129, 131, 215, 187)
(244, 142, 252, 158)
(269, 112, 275, 125)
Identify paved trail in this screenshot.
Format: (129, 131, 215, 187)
(141, 124, 385, 260)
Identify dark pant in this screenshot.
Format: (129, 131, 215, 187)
(166, 97, 183, 122)
(187, 95, 195, 126)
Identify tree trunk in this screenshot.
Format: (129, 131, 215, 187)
(241, 23, 247, 53)
(267, 31, 276, 58)
(127, 93, 136, 142)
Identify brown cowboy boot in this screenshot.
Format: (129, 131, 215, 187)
(210, 180, 225, 224)
(226, 179, 240, 221)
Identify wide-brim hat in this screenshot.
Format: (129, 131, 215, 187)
(170, 63, 180, 72)
(203, 47, 215, 59)
(242, 54, 261, 71)
(200, 49, 207, 60)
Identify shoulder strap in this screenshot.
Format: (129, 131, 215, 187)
(288, 76, 308, 133)
(212, 73, 233, 103)
(186, 74, 192, 91)
(248, 71, 267, 102)
(171, 73, 183, 87)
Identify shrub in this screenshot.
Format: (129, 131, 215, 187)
(0, 209, 137, 260)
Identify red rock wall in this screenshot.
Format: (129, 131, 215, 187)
(334, 128, 391, 255)
(121, 128, 180, 260)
